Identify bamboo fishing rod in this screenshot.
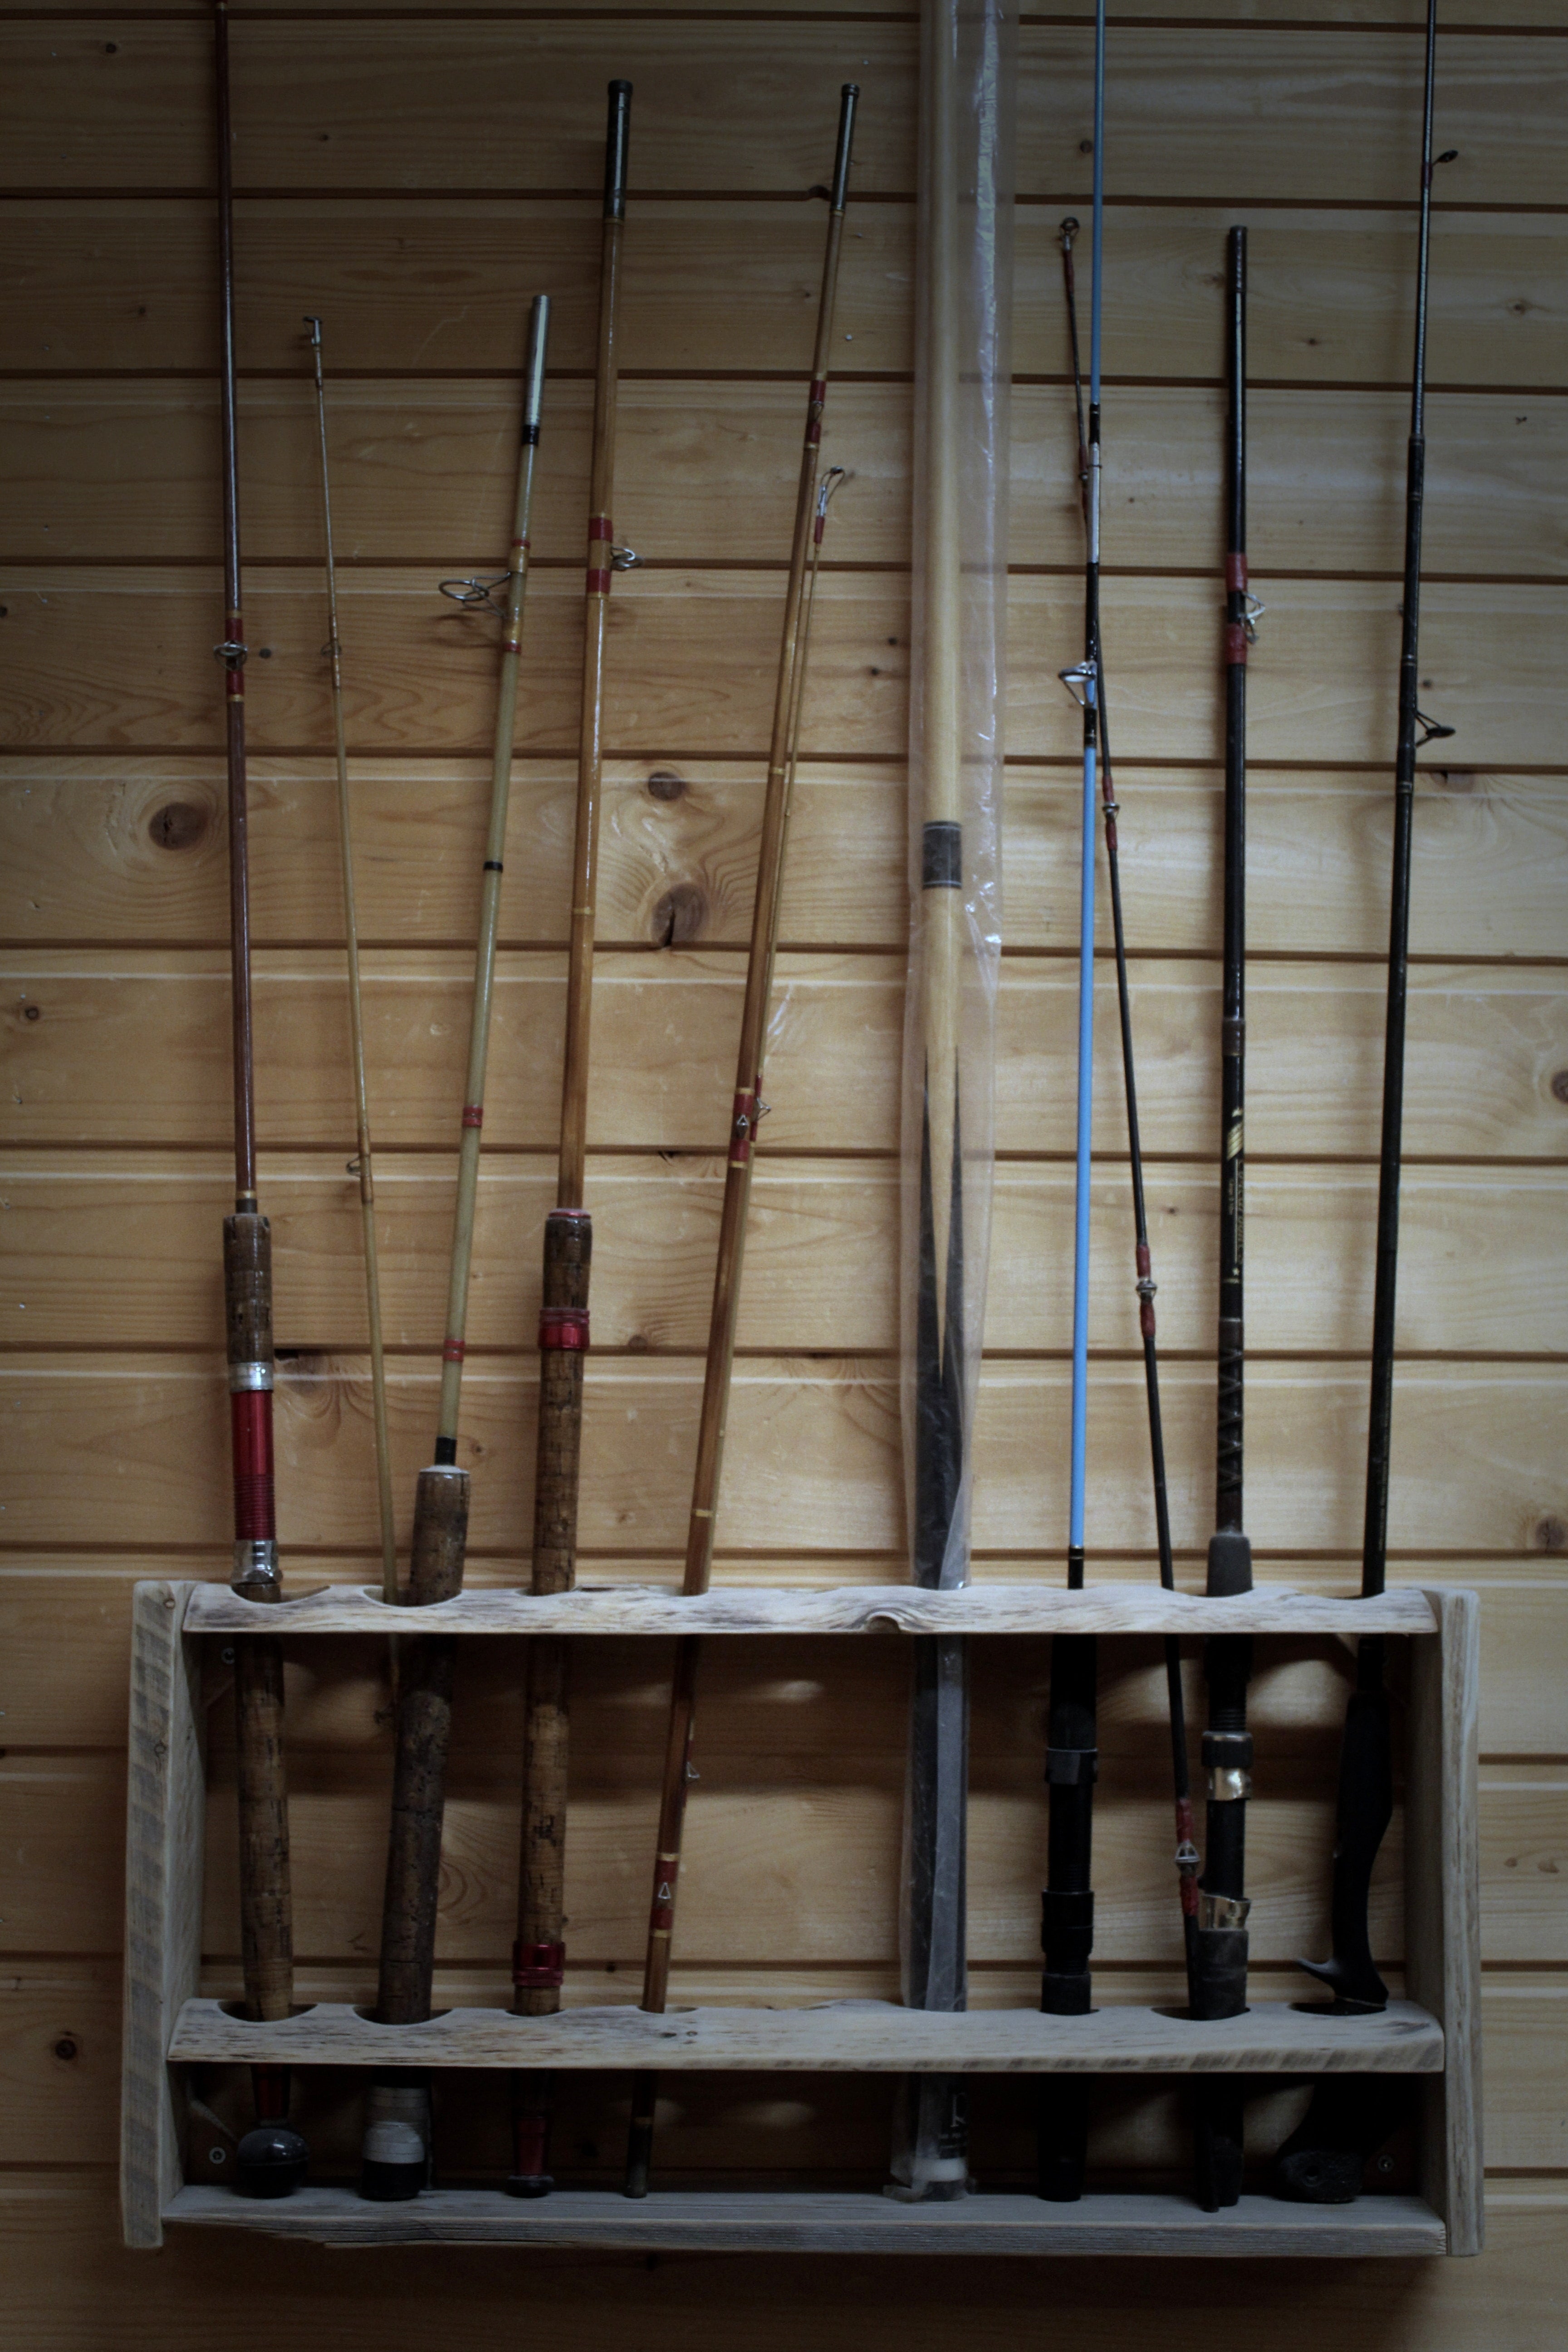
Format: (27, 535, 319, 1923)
(1189, 225, 1262, 2215)
(358, 294, 550, 2204)
(304, 314, 397, 1605)
(622, 91, 859, 2201)
(1279, 0, 1454, 2205)
(507, 81, 632, 2203)
(1038, 0, 1106, 2209)
(1056, 210, 1199, 1997)
(213, 0, 307, 2202)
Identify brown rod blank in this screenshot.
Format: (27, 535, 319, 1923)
(358, 292, 551, 2205)
(213, 0, 307, 2203)
(622, 88, 859, 2201)
(506, 81, 632, 2202)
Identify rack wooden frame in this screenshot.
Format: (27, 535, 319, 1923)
(122, 1578, 1481, 2256)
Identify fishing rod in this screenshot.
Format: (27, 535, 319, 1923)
(1056, 205, 1200, 2014)
(509, 79, 631, 2202)
(1189, 225, 1264, 2215)
(622, 90, 859, 2200)
(1037, 0, 1106, 2208)
(1279, 0, 1454, 2205)
(213, 0, 307, 2202)
(358, 293, 551, 2203)
(304, 313, 397, 1607)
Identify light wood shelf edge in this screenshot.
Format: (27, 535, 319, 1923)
(181, 1580, 1440, 1639)
(161, 2185, 1448, 2257)
(166, 1994, 1446, 2076)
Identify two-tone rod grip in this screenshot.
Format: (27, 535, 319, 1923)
(830, 83, 860, 211)
(225, 1211, 278, 1592)
(521, 294, 551, 443)
(603, 80, 633, 220)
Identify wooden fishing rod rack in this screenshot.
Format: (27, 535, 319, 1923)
(122, 1578, 1481, 2257)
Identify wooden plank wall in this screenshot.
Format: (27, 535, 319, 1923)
(0, 0, 1564, 2339)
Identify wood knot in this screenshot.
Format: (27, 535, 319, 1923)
(1534, 1516, 1565, 1553)
(652, 883, 706, 948)
(1551, 1071, 1568, 1106)
(647, 769, 686, 803)
(150, 799, 208, 852)
(1434, 769, 1475, 793)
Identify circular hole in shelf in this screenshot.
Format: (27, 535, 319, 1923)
(351, 2006, 452, 2025)
(217, 2000, 317, 2021)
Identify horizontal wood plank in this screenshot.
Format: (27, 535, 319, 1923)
(4, 27, 1563, 207)
(5, 381, 1562, 581)
(6, 2172, 1567, 2343)
(5, 949, 1564, 1157)
(1, 568, 1561, 767)
(5, 764, 1563, 967)
(4, 1155, 1560, 1356)
(6, 202, 1564, 388)
(0, 1355, 1560, 1556)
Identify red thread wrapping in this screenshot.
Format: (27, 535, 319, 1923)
(512, 1938, 565, 1991)
(442, 1339, 465, 1364)
(650, 1857, 680, 1934)
(461, 1104, 484, 1128)
(1224, 621, 1250, 666)
(539, 1307, 589, 1352)
(808, 380, 826, 406)
(1225, 554, 1249, 592)
(230, 1391, 276, 1540)
(585, 569, 612, 594)
(1136, 1244, 1151, 1279)
(589, 515, 612, 539)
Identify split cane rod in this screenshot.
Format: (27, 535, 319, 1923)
(358, 295, 550, 2203)
(506, 82, 632, 2200)
(622, 91, 860, 2200)
(304, 314, 397, 1605)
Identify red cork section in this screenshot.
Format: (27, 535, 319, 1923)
(1225, 554, 1249, 591)
(539, 1307, 589, 1352)
(230, 1390, 276, 1540)
(461, 1104, 484, 1128)
(512, 1937, 565, 1991)
(1224, 622, 1250, 666)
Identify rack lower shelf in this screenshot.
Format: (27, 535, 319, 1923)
(162, 2184, 1448, 2255)
(168, 1996, 1444, 2075)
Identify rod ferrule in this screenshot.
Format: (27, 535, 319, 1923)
(603, 81, 633, 220)
(1044, 1745, 1098, 1787)
(1199, 1891, 1251, 1931)
(830, 84, 859, 212)
(232, 1538, 280, 1592)
(228, 1360, 274, 1394)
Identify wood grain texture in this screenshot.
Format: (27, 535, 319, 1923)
(2, 567, 1562, 766)
(2, 1155, 1563, 1357)
(165, 1990, 1445, 2073)
(5, 25, 1563, 206)
(2, 1353, 1563, 1557)
(6, 381, 1563, 580)
(119, 1583, 202, 2249)
(6, 949, 1566, 1157)
(7, 202, 1564, 386)
(7, 764, 1564, 964)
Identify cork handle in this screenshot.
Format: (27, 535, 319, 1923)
(530, 1210, 592, 1597)
(235, 1632, 293, 2020)
(514, 1633, 570, 2018)
(376, 1463, 469, 2024)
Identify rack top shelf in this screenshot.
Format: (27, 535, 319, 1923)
(168, 1996, 1444, 2076)
(181, 1580, 1441, 1639)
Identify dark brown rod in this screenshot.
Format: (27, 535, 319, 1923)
(622, 87, 860, 2203)
(214, 0, 307, 2204)
(507, 81, 632, 2203)
(1190, 222, 1258, 2217)
(1277, 0, 1455, 2207)
(358, 293, 551, 2205)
